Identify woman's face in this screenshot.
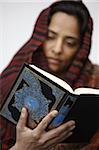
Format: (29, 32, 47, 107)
(43, 12, 80, 73)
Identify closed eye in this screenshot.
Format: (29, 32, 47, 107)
(47, 35, 56, 40)
(64, 38, 79, 48)
(47, 29, 57, 40)
(66, 41, 77, 47)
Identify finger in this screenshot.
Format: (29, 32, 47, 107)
(17, 107, 28, 129)
(62, 131, 73, 140)
(42, 120, 75, 141)
(50, 131, 73, 147)
(56, 120, 75, 133)
(37, 110, 58, 133)
(50, 120, 75, 136)
(43, 126, 74, 148)
(41, 131, 73, 149)
(54, 131, 73, 143)
(52, 127, 74, 142)
(36, 120, 75, 149)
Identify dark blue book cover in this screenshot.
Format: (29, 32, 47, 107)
(0, 63, 77, 127)
(0, 63, 99, 142)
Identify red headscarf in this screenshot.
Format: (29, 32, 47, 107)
(0, 2, 93, 106)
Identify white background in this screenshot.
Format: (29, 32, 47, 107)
(0, 0, 99, 73)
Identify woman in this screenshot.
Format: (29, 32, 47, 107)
(0, 1, 99, 150)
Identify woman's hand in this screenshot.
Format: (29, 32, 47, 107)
(10, 107, 75, 150)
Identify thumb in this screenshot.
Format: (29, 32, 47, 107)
(17, 107, 28, 129)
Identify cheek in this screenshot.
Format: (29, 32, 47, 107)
(43, 42, 51, 55)
(43, 43, 49, 57)
(63, 49, 77, 60)
(43, 40, 55, 51)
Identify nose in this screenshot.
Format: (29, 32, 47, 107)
(53, 38, 63, 54)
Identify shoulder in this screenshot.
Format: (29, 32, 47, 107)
(92, 64, 99, 74)
(88, 64, 99, 88)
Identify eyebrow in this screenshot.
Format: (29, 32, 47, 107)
(47, 29, 57, 36)
(48, 29, 79, 41)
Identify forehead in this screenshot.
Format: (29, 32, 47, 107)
(48, 12, 80, 38)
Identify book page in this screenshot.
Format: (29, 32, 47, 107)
(30, 64, 73, 93)
(74, 87, 99, 95)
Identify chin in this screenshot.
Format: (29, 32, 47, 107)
(48, 65, 61, 74)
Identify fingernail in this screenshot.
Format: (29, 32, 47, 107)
(22, 107, 26, 114)
(52, 110, 58, 117)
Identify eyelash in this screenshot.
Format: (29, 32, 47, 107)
(65, 41, 77, 47)
(47, 35, 55, 40)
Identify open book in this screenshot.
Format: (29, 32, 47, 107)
(0, 63, 99, 142)
(30, 64, 99, 95)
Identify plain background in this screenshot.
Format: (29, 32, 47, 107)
(0, 0, 99, 73)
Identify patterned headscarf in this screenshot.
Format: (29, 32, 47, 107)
(0, 1, 93, 106)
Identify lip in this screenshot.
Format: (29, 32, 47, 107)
(47, 57, 62, 65)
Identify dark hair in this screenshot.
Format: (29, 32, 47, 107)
(48, 0, 90, 38)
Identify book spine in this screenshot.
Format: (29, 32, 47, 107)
(48, 94, 78, 128)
